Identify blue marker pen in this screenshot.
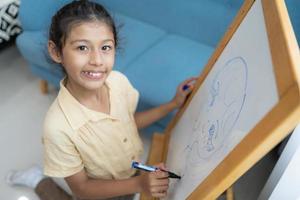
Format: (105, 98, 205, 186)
(183, 84, 189, 91)
(132, 161, 181, 179)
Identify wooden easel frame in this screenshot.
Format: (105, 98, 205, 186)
(141, 0, 300, 199)
(141, 133, 234, 200)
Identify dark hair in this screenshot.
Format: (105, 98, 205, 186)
(49, 0, 118, 53)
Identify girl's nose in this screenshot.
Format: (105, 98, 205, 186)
(89, 50, 103, 66)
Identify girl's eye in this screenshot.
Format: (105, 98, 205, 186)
(102, 45, 112, 51)
(77, 46, 88, 51)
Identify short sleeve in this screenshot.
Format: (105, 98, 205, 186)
(111, 71, 139, 114)
(43, 129, 84, 177)
(124, 78, 139, 114)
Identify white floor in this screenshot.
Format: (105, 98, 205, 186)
(0, 45, 55, 199)
(0, 45, 278, 200)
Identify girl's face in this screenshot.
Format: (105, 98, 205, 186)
(50, 21, 115, 92)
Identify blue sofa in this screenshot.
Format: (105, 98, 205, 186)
(16, 0, 299, 133)
(286, 0, 300, 45)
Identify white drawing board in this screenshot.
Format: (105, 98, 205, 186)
(161, 0, 300, 199)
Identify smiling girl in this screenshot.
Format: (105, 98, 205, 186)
(42, 1, 195, 199)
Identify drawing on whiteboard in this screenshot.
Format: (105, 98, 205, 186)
(183, 57, 248, 175)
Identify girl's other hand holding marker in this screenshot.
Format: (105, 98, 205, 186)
(171, 77, 197, 109)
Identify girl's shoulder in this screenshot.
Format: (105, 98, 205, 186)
(43, 98, 72, 138)
(107, 70, 130, 84)
(107, 70, 133, 90)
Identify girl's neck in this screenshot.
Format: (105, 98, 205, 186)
(65, 79, 110, 114)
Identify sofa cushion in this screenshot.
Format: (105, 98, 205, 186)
(98, 0, 241, 47)
(18, 0, 69, 31)
(29, 63, 63, 87)
(112, 13, 166, 71)
(16, 30, 64, 82)
(124, 34, 214, 107)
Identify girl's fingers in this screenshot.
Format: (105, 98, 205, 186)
(149, 171, 169, 184)
(151, 186, 169, 197)
(150, 171, 169, 180)
(153, 163, 169, 175)
(183, 77, 197, 85)
(154, 163, 166, 169)
(180, 77, 197, 91)
(153, 191, 168, 198)
(155, 178, 169, 186)
(152, 189, 168, 196)
(148, 172, 169, 198)
(151, 185, 169, 192)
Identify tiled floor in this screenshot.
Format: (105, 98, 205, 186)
(0, 45, 278, 200)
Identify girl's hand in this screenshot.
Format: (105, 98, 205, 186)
(171, 77, 197, 109)
(138, 163, 169, 198)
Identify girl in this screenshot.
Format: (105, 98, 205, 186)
(42, 0, 195, 199)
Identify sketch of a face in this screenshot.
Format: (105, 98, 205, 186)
(185, 57, 248, 164)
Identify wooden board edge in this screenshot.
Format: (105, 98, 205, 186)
(262, 0, 300, 96)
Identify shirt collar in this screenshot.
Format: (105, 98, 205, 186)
(57, 78, 119, 130)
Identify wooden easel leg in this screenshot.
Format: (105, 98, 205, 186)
(40, 80, 48, 94)
(226, 187, 234, 200)
(140, 132, 165, 200)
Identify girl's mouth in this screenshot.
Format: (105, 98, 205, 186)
(81, 71, 106, 80)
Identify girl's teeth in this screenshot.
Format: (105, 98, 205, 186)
(83, 71, 103, 78)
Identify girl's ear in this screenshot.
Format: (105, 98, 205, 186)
(48, 41, 62, 63)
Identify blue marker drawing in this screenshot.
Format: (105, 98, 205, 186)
(209, 80, 220, 107)
(182, 56, 248, 175)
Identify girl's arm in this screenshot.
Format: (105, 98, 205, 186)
(134, 77, 197, 129)
(134, 101, 177, 129)
(65, 165, 169, 199)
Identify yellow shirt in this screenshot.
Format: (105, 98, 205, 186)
(43, 71, 144, 180)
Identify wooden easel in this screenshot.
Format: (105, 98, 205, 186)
(140, 0, 300, 199)
(140, 133, 234, 200)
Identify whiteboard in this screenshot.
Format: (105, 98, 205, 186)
(165, 0, 279, 199)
